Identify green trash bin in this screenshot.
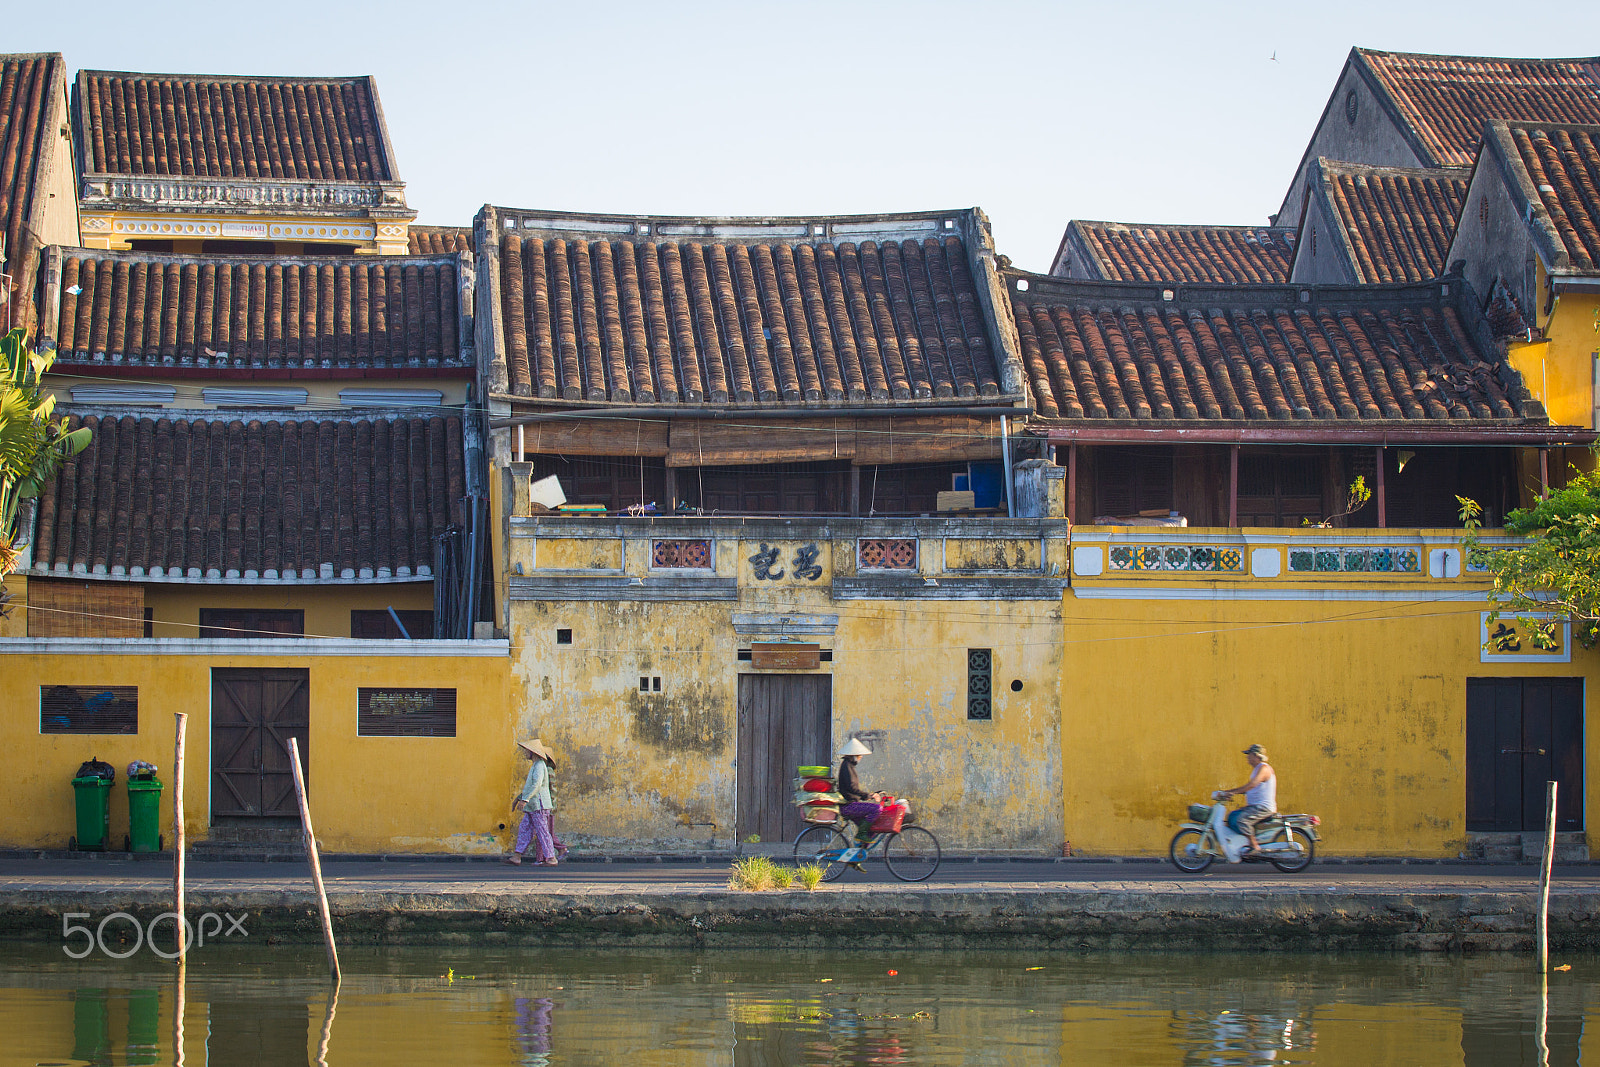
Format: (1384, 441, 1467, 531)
(72, 775, 113, 852)
(127, 776, 163, 853)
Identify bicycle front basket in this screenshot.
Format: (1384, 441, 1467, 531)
(1187, 803, 1212, 823)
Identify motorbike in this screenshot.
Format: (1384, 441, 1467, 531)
(1169, 791, 1320, 872)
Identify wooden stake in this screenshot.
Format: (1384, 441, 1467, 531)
(288, 737, 340, 982)
(1538, 779, 1557, 973)
(173, 712, 186, 961)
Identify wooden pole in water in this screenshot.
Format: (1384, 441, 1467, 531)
(173, 957, 186, 1067)
(1538, 780, 1557, 972)
(173, 712, 186, 960)
(288, 737, 340, 982)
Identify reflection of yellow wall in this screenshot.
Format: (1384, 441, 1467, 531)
(1062, 551, 1600, 857)
(1314, 1004, 1461, 1066)
(0, 646, 508, 852)
(145, 584, 433, 639)
(511, 530, 1066, 850)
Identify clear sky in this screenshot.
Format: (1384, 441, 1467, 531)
(9, 1, 1598, 271)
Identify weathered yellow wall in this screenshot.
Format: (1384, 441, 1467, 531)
(0, 645, 509, 853)
(1513, 281, 1600, 430)
(0, 575, 26, 637)
(1062, 537, 1599, 857)
(510, 527, 1065, 851)
(535, 538, 623, 571)
(144, 584, 433, 638)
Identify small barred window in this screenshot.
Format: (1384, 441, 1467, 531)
(966, 650, 993, 721)
(652, 539, 712, 569)
(859, 539, 917, 570)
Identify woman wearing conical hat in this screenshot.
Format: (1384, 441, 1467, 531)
(505, 738, 566, 866)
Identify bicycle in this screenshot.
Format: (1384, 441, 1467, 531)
(792, 816, 942, 882)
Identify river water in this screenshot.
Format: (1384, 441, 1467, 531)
(0, 944, 1595, 1065)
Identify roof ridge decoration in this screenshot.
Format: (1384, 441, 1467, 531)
(477, 204, 1024, 407)
(1002, 269, 1564, 439)
(1476, 119, 1600, 278)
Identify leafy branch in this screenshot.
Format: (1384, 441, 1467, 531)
(1458, 467, 1600, 649)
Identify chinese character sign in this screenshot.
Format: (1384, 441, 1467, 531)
(747, 542, 826, 583)
(1480, 613, 1571, 663)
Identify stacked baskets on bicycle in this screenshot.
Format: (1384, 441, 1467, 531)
(794, 765, 843, 824)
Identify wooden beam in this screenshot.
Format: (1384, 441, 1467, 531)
(1540, 448, 1550, 496)
(1228, 445, 1239, 527)
(663, 467, 677, 513)
(850, 465, 861, 517)
(1376, 447, 1387, 528)
(1067, 444, 1078, 525)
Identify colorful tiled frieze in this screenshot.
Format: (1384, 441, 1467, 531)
(1107, 544, 1244, 572)
(1285, 546, 1420, 574)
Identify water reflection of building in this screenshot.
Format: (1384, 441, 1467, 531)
(1170, 1008, 1316, 1065)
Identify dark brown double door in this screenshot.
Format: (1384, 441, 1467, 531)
(1467, 678, 1584, 832)
(737, 674, 831, 844)
(212, 668, 309, 818)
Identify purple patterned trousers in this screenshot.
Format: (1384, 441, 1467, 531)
(514, 809, 556, 860)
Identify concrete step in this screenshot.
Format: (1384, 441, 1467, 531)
(1522, 832, 1588, 863)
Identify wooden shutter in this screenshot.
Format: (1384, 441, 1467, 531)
(358, 688, 457, 737)
(40, 684, 138, 734)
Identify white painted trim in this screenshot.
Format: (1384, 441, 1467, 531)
(338, 388, 445, 408)
(1251, 548, 1281, 578)
(0, 638, 509, 657)
(1071, 546, 1103, 576)
(69, 384, 176, 405)
(1071, 587, 1491, 603)
(201, 387, 309, 407)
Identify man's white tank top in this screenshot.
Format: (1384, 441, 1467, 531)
(1246, 767, 1276, 810)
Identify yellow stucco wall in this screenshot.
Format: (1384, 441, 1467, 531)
(144, 583, 434, 638)
(509, 526, 1066, 851)
(1, 575, 26, 637)
(0, 644, 510, 853)
(1513, 276, 1600, 430)
(1063, 529, 1599, 857)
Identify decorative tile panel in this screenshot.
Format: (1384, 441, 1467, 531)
(858, 538, 917, 570)
(651, 539, 712, 569)
(1106, 544, 1243, 572)
(1286, 547, 1420, 574)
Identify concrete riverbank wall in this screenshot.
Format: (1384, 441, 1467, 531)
(2, 882, 1597, 953)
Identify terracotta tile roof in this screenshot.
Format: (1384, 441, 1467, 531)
(0, 53, 69, 320)
(31, 413, 463, 581)
(1483, 121, 1600, 277)
(409, 225, 472, 255)
(1485, 278, 1534, 338)
(1009, 274, 1539, 427)
(487, 209, 1016, 405)
(76, 70, 395, 181)
(1357, 49, 1600, 167)
(1305, 160, 1469, 283)
(44, 249, 466, 370)
(1055, 222, 1295, 284)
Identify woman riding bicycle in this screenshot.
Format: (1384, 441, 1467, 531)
(836, 737, 884, 837)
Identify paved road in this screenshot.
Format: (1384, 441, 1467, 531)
(3, 856, 1598, 891)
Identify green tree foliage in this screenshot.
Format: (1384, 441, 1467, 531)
(0, 327, 91, 591)
(1459, 467, 1600, 649)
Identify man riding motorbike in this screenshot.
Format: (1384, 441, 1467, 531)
(1221, 743, 1276, 855)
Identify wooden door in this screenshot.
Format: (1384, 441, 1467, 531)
(1467, 678, 1584, 831)
(212, 668, 310, 818)
(736, 674, 831, 844)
